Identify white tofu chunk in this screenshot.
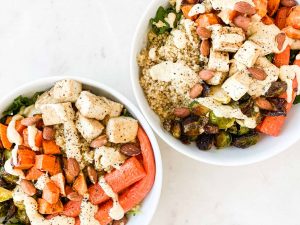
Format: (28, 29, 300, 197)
(248, 57, 280, 97)
(94, 146, 126, 171)
(40, 103, 75, 126)
(209, 86, 231, 104)
(248, 22, 290, 55)
(102, 97, 123, 118)
(75, 91, 110, 120)
(35, 89, 58, 110)
(229, 59, 247, 77)
(206, 71, 227, 85)
(211, 26, 245, 52)
(53, 79, 82, 102)
(222, 71, 251, 101)
(64, 121, 82, 163)
(234, 41, 262, 67)
(208, 50, 230, 72)
(106, 116, 138, 143)
(76, 113, 104, 141)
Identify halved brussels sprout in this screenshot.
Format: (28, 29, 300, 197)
(0, 187, 12, 202)
(16, 209, 30, 224)
(239, 98, 255, 117)
(215, 131, 232, 149)
(0, 168, 18, 185)
(204, 124, 219, 134)
(171, 121, 181, 139)
(238, 127, 250, 135)
(265, 81, 287, 97)
(209, 86, 231, 104)
(189, 101, 210, 116)
(209, 112, 235, 130)
(0, 201, 9, 219)
(196, 134, 214, 151)
(182, 116, 202, 137)
(232, 132, 259, 149)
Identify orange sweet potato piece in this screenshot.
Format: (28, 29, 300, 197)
(196, 13, 220, 27)
(253, 0, 268, 17)
(15, 120, 26, 134)
(14, 148, 36, 170)
(275, 7, 290, 30)
(38, 198, 63, 215)
(35, 155, 56, 172)
(0, 124, 12, 149)
(267, 0, 280, 16)
(262, 15, 274, 25)
(43, 140, 61, 155)
(73, 172, 87, 196)
(181, 5, 198, 20)
(51, 173, 66, 196)
(61, 200, 82, 217)
(26, 166, 44, 180)
(49, 159, 62, 176)
(274, 45, 291, 67)
(42, 180, 60, 204)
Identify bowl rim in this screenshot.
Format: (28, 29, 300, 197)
(129, 0, 299, 166)
(0, 75, 163, 225)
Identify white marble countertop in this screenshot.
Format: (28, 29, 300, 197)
(0, 1, 300, 225)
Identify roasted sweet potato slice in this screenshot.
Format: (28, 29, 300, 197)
(73, 172, 87, 196)
(42, 180, 60, 204)
(14, 148, 36, 170)
(38, 198, 63, 214)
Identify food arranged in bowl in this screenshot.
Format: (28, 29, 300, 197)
(0, 79, 156, 225)
(138, 0, 300, 150)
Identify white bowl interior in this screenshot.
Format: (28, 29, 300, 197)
(0, 76, 162, 225)
(130, 0, 300, 166)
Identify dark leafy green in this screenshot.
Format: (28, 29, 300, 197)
(0, 92, 42, 123)
(294, 95, 300, 105)
(266, 53, 274, 62)
(290, 50, 299, 65)
(150, 6, 181, 35)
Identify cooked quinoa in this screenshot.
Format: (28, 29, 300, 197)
(138, 19, 202, 120)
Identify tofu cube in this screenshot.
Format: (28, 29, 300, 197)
(206, 71, 227, 85)
(53, 79, 82, 102)
(211, 26, 245, 52)
(40, 103, 75, 126)
(76, 113, 104, 141)
(208, 50, 230, 72)
(94, 146, 126, 171)
(35, 90, 58, 110)
(222, 71, 252, 101)
(103, 97, 123, 118)
(75, 91, 110, 120)
(64, 121, 82, 162)
(234, 41, 262, 67)
(106, 116, 138, 143)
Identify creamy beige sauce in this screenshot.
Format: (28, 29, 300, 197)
(188, 3, 205, 17)
(197, 97, 257, 128)
(99, 176, 125, 220)
(148, 61, 199, 96)
(148, 48, 157, 61)
(182, 19, 197, 47)
(4, 158, 25, 178)
(165, 12, 176, 28)
(13, 186, 75, 225)
(279, 65, 300, 103)
(175, 0, 183, 12)
(28, 125, 39, 151)
(79, 194, 100, 225)
(21, 105, 41, 117)
(7, 115, 23, 145)
(171, 29, 187, 49)
(153, 20, 166, 28)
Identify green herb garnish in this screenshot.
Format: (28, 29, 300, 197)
(293, 95, 300, 105)
(150, 6, 182, 35)
(266, 53, 274, 62)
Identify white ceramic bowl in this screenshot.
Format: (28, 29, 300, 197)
(0, 76, 162, 225)
(130, 0, 300, 166)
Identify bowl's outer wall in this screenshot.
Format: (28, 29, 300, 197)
(0, 76, 162, 225)
(130, 0, 300, 166)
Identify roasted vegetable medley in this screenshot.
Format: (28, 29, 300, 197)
(138, 0, 300, 150)
(0, 79, 155, 225)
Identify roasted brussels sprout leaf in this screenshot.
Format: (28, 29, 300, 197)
(290, 50, 299, 65)
(201, 83, 210, 97)
(239, 98, 255, 117)
(196, 134, 214, 150)
(182, 116, 202, 136)
(0, 201, 10, 219)
(204, 124, 219, 134)
(215, 131, 232, 149)
(266, 53, 274, 62)
(232, 132, 260, 149)
(238, 127, 250, 135)
(189, 102, 210, 116)
(294, 95, 300, 105)
(209, 112, 235, 130)
(0, 167, 18, 185)
(16, 209, 29, 224)
(0, 187, 13, 203)
(265, 81, 287, 97)
(171, 121, 182, 139)
(150, 6, 181, 35)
